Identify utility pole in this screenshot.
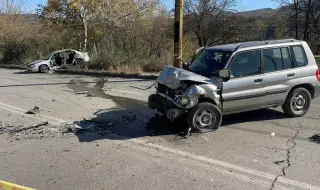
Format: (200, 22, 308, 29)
(174, 0, 183, 68)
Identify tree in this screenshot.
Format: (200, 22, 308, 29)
(183, 0, 238, 47)
(277, 0, 319, 41)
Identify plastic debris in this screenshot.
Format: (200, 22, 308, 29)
(12, 121, 49, 133)
(308, 134, 320, 144)
(270, 132, 275, 137)
(75, 91, 88, 95)
(274, 160, 285, 165)
(26, 106, 40, 114)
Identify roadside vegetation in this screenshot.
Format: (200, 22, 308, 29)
(1, 0, 320, 73)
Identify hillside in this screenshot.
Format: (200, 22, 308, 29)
(238, 8, 279, 18)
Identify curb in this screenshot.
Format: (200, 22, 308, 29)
(0, 65, 158, 80)
(0, 65, 25, 70)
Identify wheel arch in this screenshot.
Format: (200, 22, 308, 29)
(38, 64, 50, 72)
(198, 96, 222, 111)
(285, 83, 315, 102)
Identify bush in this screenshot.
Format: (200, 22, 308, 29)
(1, 41, 30, 65)
(86, 50, 173, 73)
(315, 56, 320, 65)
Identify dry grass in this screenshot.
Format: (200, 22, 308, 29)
(109, 64, 143, 74)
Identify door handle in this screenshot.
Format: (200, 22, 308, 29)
(254, 78, 263, 83)
(287, 73, 296, 77)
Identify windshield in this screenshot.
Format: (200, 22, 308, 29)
(189, 49, 231, 77)
(43, 52, 55, 60)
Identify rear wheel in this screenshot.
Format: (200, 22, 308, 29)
(73, 59, 84, 66)
(282, 88, 311, 117)
(39, 64, 49, 73)
(187, 102, 222, 133)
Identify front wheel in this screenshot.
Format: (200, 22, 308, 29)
(39, 64, 49, 73)
(282, 88, 311, 117)
(187, 102, 222, 133)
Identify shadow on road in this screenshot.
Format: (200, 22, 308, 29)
(222, 109, 287, 126)
(66, 77, 288, 142)
(73, 106, 190, 142)
(72, 106, 287, 143)
(13, 71, 40, 75)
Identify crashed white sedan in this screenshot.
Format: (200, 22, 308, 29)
(26, 49, 90, 73)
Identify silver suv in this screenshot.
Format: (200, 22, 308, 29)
(148, 39, 320, 132)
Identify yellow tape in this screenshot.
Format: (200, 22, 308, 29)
(0, 180, 35, 190)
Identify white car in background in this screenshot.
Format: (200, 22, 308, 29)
(26, 49, 90, 73)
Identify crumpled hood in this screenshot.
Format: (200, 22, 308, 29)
(157, 66, 213, 90)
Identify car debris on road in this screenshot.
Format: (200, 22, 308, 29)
(11, 121, 49, 133)
(26, 106, 40, 114)
(309, 134, 320, 144)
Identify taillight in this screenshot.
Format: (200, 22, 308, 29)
(316, 69, 320, 81)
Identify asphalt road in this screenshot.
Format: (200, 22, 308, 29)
(0, 69, 320, 190)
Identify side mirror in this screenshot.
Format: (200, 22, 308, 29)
(219, 69, 231, 80)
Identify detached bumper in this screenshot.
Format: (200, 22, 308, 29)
(148, 94, 186, 121)
(148, 94, 175, 114)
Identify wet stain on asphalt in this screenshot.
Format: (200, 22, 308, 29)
(66, 77, 191, 143)
(67, 78, 147, 109)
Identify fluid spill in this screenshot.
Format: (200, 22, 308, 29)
(67, 78, 147, 109)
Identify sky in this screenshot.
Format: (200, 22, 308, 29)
(22, 0, 279, 13)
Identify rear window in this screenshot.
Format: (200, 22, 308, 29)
(290, 46, 307, 67)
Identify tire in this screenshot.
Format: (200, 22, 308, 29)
(282, 88, 311, 117)
(73, 59, 84, 66)
(187, 102, 222, 133)
(39, 64, 49, 73)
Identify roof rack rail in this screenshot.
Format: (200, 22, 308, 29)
(234, 39, 297, 50)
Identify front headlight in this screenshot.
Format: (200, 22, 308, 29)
(179, 95, 189, 106)
(28, 64, 35, 68)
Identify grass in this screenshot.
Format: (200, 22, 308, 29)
(109, 64, 143, 74)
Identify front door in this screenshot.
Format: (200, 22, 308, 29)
(222, 50, 267, 113)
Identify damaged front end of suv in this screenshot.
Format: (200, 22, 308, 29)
(148, 66, 223, 132)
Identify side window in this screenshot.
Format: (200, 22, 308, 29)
(263, 48, 283, 73)
(281, 48, 293, 69)
(291, 46, 307, 67)
(229, 50, 261, 78)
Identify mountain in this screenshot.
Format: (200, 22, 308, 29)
(238, 8, 279, 18)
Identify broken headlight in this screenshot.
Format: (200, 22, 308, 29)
(178, 95, 190, 106)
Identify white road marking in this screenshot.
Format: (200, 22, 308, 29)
(0, 102, 67, 125)
(1, 101, 320, 189)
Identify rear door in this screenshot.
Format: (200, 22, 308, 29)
(222, 50, 267, 112)
(262, 47, 296, 105)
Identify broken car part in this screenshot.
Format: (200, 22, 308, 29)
(26, 106, 40, 114)
(12, 121, 49, 133)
